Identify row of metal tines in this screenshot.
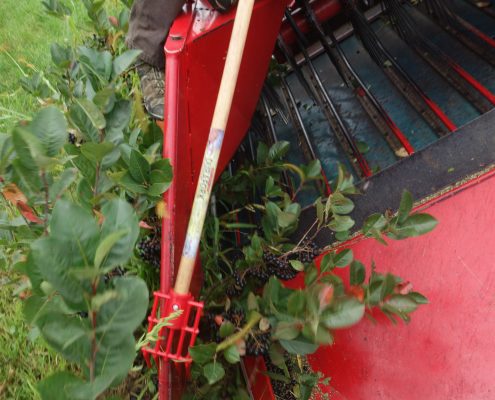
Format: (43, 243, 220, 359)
(244, 0, 495, 190)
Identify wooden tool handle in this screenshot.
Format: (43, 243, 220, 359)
(174, 0, 255, 295)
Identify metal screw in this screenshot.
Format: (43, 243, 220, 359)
(172, 304, 180, 311)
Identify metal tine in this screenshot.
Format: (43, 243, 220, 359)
(283, 10, 372, 178)
(298, 0, 414, 158)
(463, 0, 495, 19)
(277, 36, 320, 107)
(277, 35, 357, 179)
(420, 0, 495, 66)
(276, 80, 332, 194)
(384, 0, 495, 112)
(260, 92, 279, 144)
(342, 0, 457, 135)
(262, 83, 289, 125)
(259, 93, 296, 194)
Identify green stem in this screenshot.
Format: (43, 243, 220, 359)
(216, 311, 261, 352)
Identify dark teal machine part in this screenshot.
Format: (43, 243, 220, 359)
(268, 1, 495, 196)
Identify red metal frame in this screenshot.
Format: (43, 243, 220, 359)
(156, 1, 289, 398)
(154, 0, 495, 398)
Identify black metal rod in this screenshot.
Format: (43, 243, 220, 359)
(283, 10, 372, 177)
(298, 0, 414, 157)
(341, 0, 457, 135)
(420, 0, 495, 66)
(384, 0, 495, 113)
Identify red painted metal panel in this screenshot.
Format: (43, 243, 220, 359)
(161, 0, 288, 291)
(308, 171, 495, 400)
(159, 2, 287, 396)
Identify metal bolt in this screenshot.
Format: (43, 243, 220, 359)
(172, 304, 180, 311)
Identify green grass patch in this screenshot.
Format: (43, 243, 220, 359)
(0, 0, 87, 133)
(0, 269, 68, 399)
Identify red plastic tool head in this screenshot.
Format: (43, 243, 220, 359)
(142, 290, 203, 366)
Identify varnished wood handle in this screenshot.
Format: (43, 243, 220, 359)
(174, 0, 256, 295)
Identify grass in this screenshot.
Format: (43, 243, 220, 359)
(0, 267, 68, 399)
(0, 0, 87, 134)
(0, 1, 86, 398)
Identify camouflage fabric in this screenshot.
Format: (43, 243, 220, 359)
(137, 63, 165, 120)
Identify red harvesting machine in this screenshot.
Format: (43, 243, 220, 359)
(143, 0, 495, 398)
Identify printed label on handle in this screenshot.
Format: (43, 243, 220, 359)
(182, 128, 225, 259)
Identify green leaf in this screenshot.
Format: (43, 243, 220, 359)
(385, 295, 418, 314)
(92, 334, 136, 395)
(93, 86, 116, 114)
(219, 321, 235, 338)
(129, 150, 150, 183)
(74, 98, 106, 130)
(408, 292, 428, 304)
(349, 260, 366, 285)
(203, 362, 225, 385)
(304, 159, 322, 179)
(320, 297, 365, 329)
(49, 168, 78, 201)
(151, 158, 173, 180)
(327, 215, 355, 233)
(395, 213, 438, 238)
(315, 325, 333, 345)
(32, 202, 100, 307)
(147, 181, 171, 197)
(39, 312, 90, 365)
(289, 260, 304, 272)
(334, 249, 353, 268)
(397, 190, 413, 224)
(279, 337, 318, 355)
(91, 290, 118, 311)
(268, 141, 290, 161)
(105, 100, 131, 142)
(273, 321, 300, 340)
(118, 171, 147, 194)
(335, 164, 358, 194)
(68, 102, 100, 142)
(94, 229, 128, 269)
(189, 343, 217, 365)
(256, 142, 269, 165)
(380, 273, 397, 299)
(223, 345, 240, 364)
(12, 127, 54, 169)
(99, 199, 139, 268)
(30, 106, 68, 156)
(96, 277, 148, 343)
(81, 142, 115, 164)
(330, 193, 354, 215)
(277, 211, 297, 229)
(37, 372, 85, 400)
(362, 213, 388, 235)
(50, 43, 72, 68)
(265, 175, 283, 197)
(288, 291, 306, 315)
(320, 253, 334, 273)
(112, 49, 141, 79)
(304, 265, 318, 286)
(78, 46, 113, 85)
(268, 343, 289, 375)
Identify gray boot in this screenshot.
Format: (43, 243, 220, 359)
(137, 63, 165, 120)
